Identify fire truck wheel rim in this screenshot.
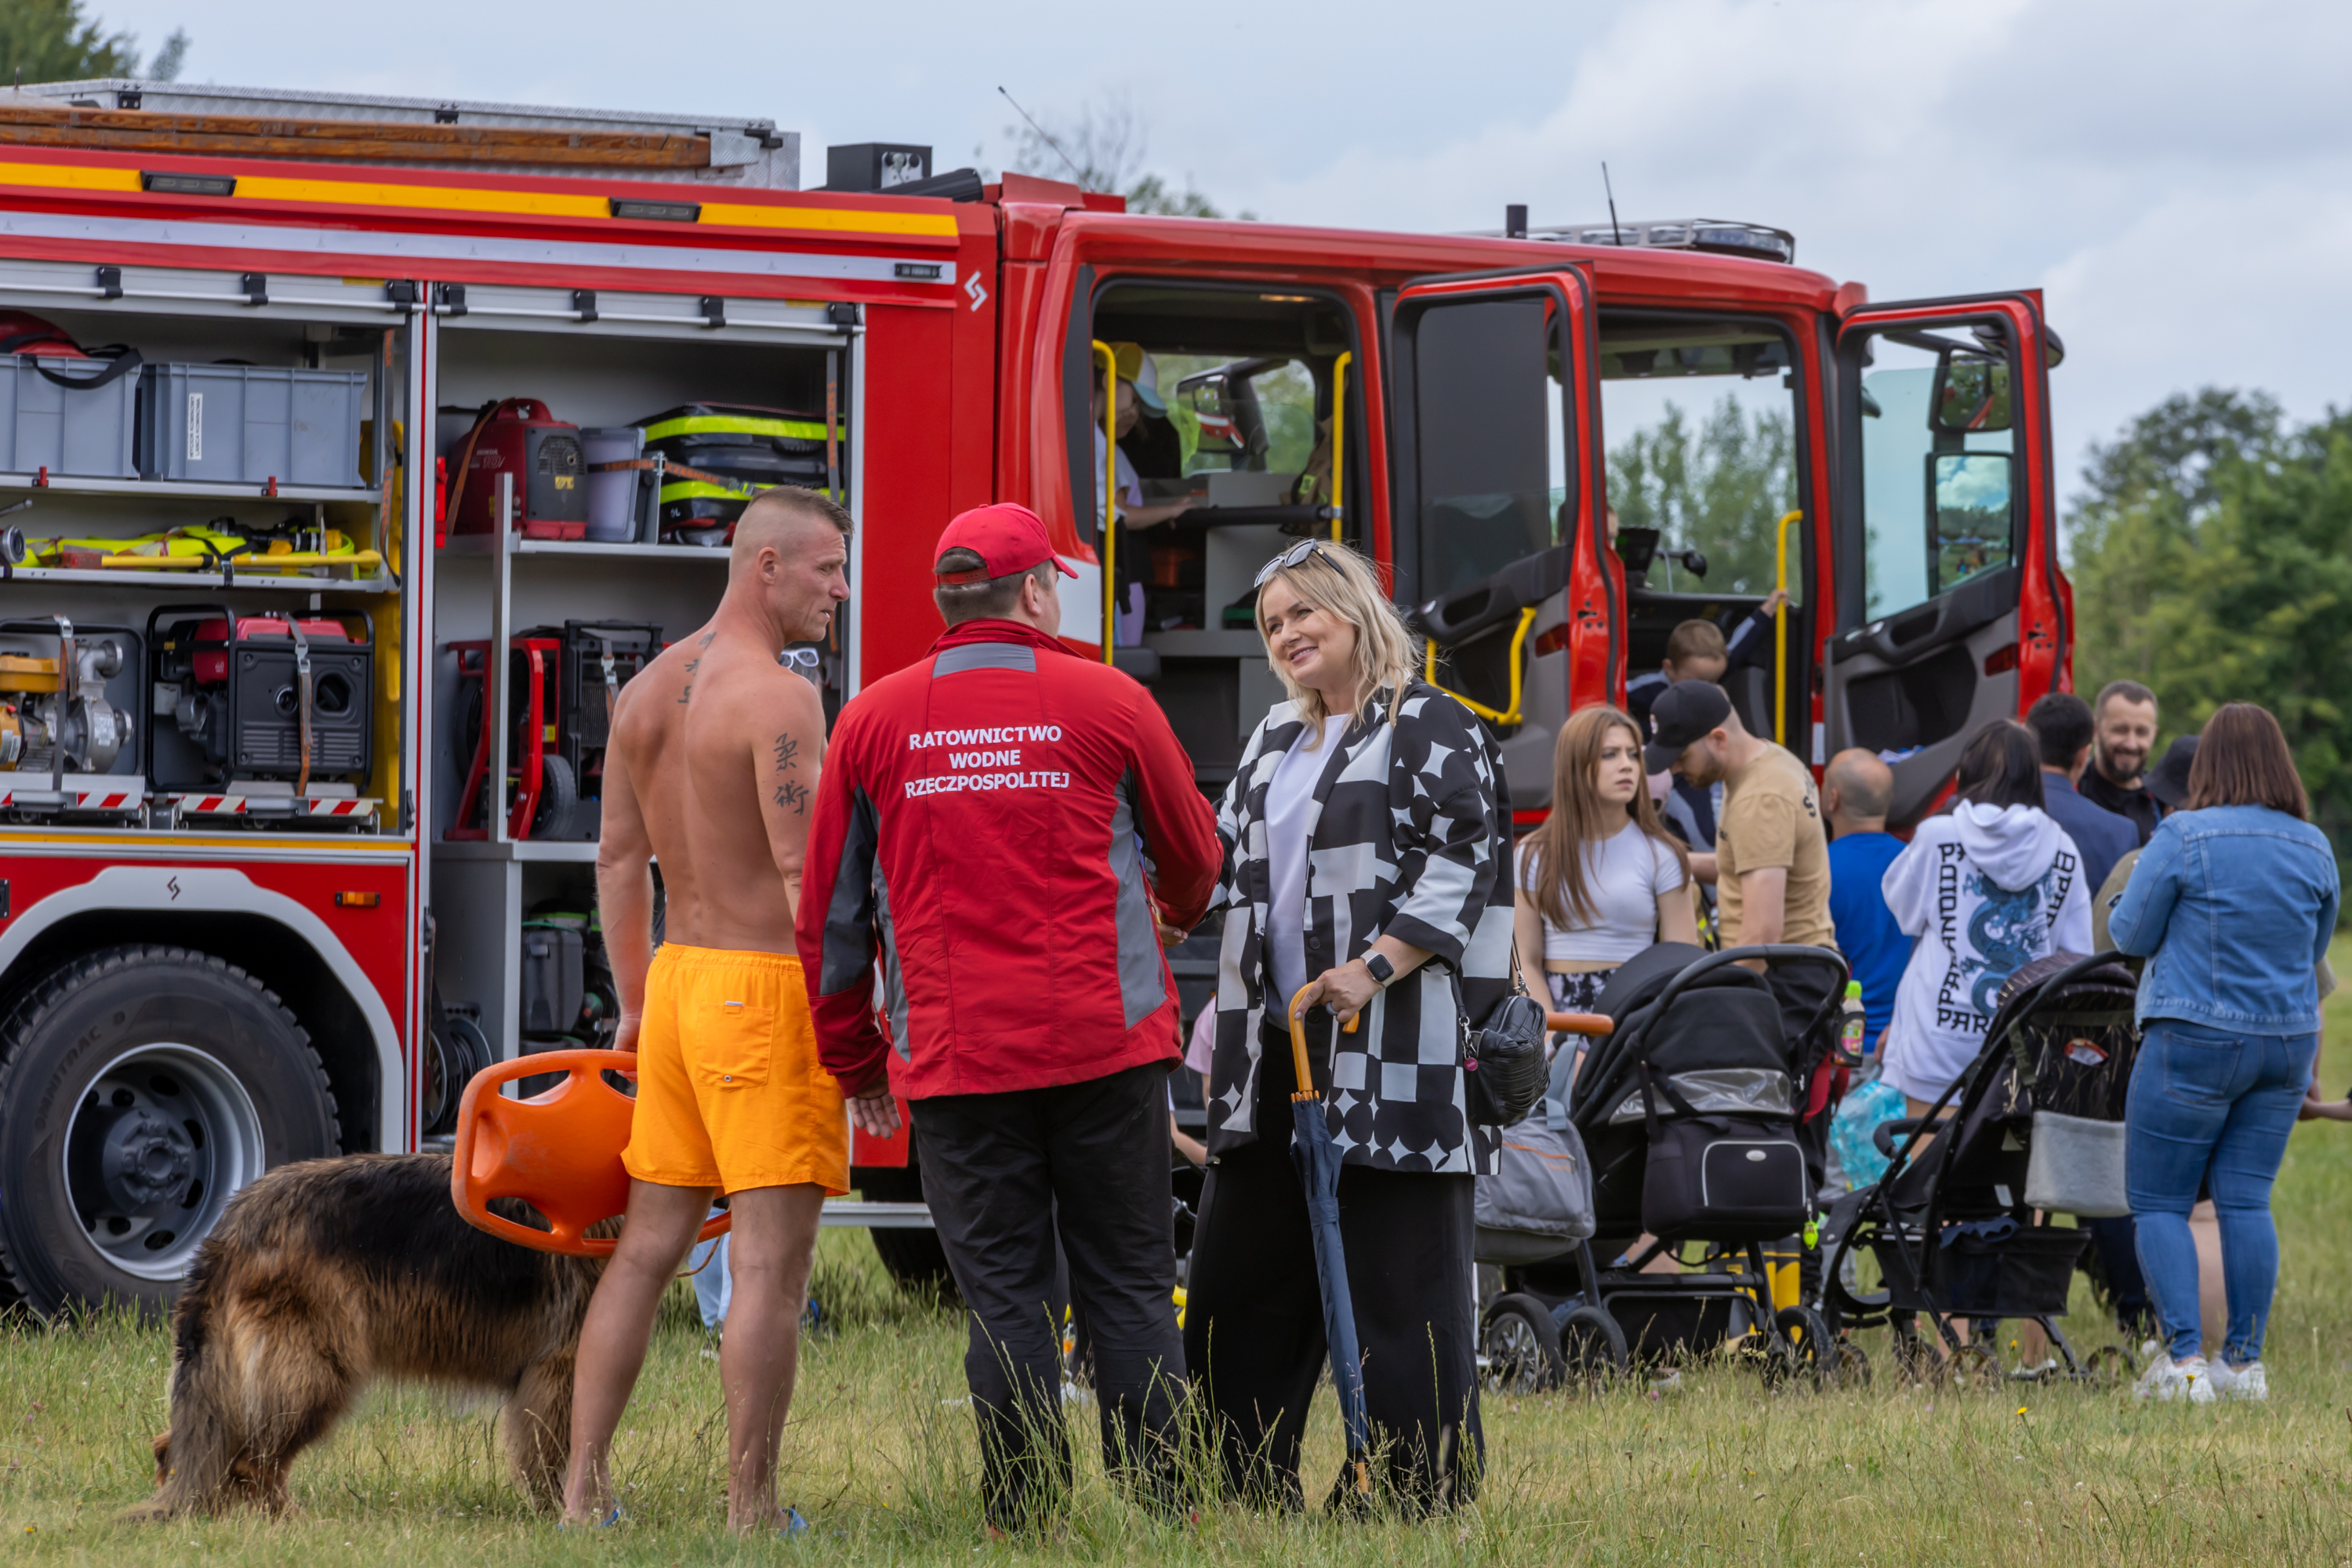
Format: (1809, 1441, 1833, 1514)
(60, 1041, 267, 1281)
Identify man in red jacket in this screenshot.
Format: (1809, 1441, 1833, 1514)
(797, 503, 1220, 1530)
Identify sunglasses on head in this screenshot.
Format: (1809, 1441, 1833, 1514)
(1253, 540, 1337, 589)
(779, 648, 822, 672)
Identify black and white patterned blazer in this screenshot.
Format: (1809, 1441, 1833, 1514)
(1206, 681, 1515, 1175)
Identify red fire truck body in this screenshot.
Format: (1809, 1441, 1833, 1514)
(0, 91, 2067, 1311)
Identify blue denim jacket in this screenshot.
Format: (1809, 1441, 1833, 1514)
(2108, 804, 2339, 1033)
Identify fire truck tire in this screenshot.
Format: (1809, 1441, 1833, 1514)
(856, 1164, 959, 1301)
(0, 945, 339, 1318)
(532, 753, 580, 841)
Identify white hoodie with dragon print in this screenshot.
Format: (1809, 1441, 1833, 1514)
(1878, 801, 2094, 1104)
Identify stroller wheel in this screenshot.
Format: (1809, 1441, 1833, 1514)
(1889, 1317, 1940, 1385)
(1947, 1341, 2002, 1388)
(1480, 1293, 1566, 1395)
(1556, 1305, 1628, 1392)
(1824, 1337, 1873, 1389)
(1762, 1305, 1833, 1391)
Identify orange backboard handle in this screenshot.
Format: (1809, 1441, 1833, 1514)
(448, 1049, 731, 1258)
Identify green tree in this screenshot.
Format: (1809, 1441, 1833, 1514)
(0, 0, 186, 84)
(1607, 394, 1799, 597)
(2067, 390, 2352, 880)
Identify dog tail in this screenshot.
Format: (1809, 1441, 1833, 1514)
(121, 1251, 237, 1520)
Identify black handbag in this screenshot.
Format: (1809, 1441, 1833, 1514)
(1465, 991, 1548, 1128)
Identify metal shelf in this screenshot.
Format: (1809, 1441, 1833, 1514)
(434, 837, 601, 862)
(0, 565, 397, 592)
(0, 472, 380, 505)
(439, 535, 730, 564)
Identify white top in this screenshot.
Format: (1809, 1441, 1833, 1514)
(1093, 426, 1142, 528)
(1515, 821, 1688, 964)
(1266, 714, 1349, 1008)
(1877, 801, 2094, 1103)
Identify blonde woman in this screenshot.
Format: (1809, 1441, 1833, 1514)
(1512, 704, 1697, 1018)
(1184, 540, 1511, 1514)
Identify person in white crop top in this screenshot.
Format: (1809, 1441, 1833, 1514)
(1512, 705, 1697, 1018)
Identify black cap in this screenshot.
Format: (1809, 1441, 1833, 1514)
(2145, 735, 2198, 809)
(1643, 679, 1733, 772)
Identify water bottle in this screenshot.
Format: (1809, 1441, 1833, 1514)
(1836, 980, 1867, 1067)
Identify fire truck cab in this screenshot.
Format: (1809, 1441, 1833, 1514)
(0, 85, 2065, 1312)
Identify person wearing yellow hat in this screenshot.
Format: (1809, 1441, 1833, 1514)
(1091, 343, 1193, 643)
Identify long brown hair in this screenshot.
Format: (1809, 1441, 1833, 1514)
(2185, 702, 2309, 818)
(1526, 704, 1690, 930)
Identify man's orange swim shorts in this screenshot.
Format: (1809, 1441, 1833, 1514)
(622, 945, 849, 1196)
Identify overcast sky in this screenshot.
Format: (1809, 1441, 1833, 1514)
(85, 0, 2352, 507)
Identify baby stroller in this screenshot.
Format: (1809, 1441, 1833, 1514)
(1820, 951, 2141, 1384)
(1479, 941, 1850, 1391)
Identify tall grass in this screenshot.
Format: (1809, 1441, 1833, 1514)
(12, 968, 2352, 1563)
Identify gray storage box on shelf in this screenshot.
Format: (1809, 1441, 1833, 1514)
(137, 364, 369, 488)
(0, 353, 140, 476)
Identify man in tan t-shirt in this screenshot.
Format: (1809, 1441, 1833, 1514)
(1644, 680, 1841, 1047)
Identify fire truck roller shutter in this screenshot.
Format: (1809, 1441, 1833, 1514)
(0, 865, 402, 1317)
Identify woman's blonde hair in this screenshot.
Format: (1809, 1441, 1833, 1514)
(1254, 542, 1421, 744)
(1526, 704, 1690, 931)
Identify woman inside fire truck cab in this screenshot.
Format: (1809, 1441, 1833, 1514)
(1094, 350, 1193, 644)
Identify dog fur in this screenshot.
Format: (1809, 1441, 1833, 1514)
(125, 1151, 607, 1520)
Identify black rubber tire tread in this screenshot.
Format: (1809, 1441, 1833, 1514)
(0, 944, 338, 1316)
(1558, 1303, 1630, 1392)
(532, 753, 579, 841)
(1481, 1293, 1567, 1394)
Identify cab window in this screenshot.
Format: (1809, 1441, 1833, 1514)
(1853, 326, 2019, 620)
(1072, 281, 1363, 786)
(1601, 314, 1806, 739)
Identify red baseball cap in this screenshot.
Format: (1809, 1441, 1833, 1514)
(933, 503, 1078, 584)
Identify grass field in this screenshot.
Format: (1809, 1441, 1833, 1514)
(12, 975, 2352, 1565)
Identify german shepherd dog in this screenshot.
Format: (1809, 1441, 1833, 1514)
(126, 1152, 606, 1519)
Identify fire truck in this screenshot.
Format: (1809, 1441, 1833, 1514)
(0, 82, 2067, 1314)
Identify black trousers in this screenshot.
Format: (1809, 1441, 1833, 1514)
(1183, 1018, 1482, 1514)
(913, 1062, 1185, 1528)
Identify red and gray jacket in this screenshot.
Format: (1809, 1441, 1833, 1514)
(796, 619, 1221, 1100)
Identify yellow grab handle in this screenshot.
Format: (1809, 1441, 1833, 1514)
(1328, 350, 1350, 542)
(1422, 606, 1539, 726)
(1287, 982, 1361, 1104)
(1094, 339, 1119, 664)
(1773, 510, 1802, 745)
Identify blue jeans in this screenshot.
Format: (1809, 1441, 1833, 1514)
(2126, 1020, 2317, 1365)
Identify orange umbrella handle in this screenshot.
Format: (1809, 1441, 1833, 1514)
(1286, 982, 1363, 1103)
(1546, 1011, 1613, 1036)
(449, 1049, 730, 1258)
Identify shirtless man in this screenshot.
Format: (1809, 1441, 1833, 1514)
(560, 488, 852, 1534)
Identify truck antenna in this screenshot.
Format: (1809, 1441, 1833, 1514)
(998, 87, 1087, 188)
(1602, 162, 1624, 247)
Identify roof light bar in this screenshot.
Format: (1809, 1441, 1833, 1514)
(1485, 216, 1796, 264)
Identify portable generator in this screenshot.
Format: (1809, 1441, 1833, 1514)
(448, 634, 578, 841)
(445, 398, 588, 540)
(518, 620, 661, 831)
(637, 403, 837, 545)
(0, 617, 143, 817)
(147, 605, 375, 790)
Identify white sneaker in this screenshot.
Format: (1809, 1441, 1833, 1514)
(2209, 1360, 2269, 1401)
(2135, 1353, 2216, 1403)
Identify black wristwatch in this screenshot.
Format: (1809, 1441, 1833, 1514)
(1363, 951, 1397, 988)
